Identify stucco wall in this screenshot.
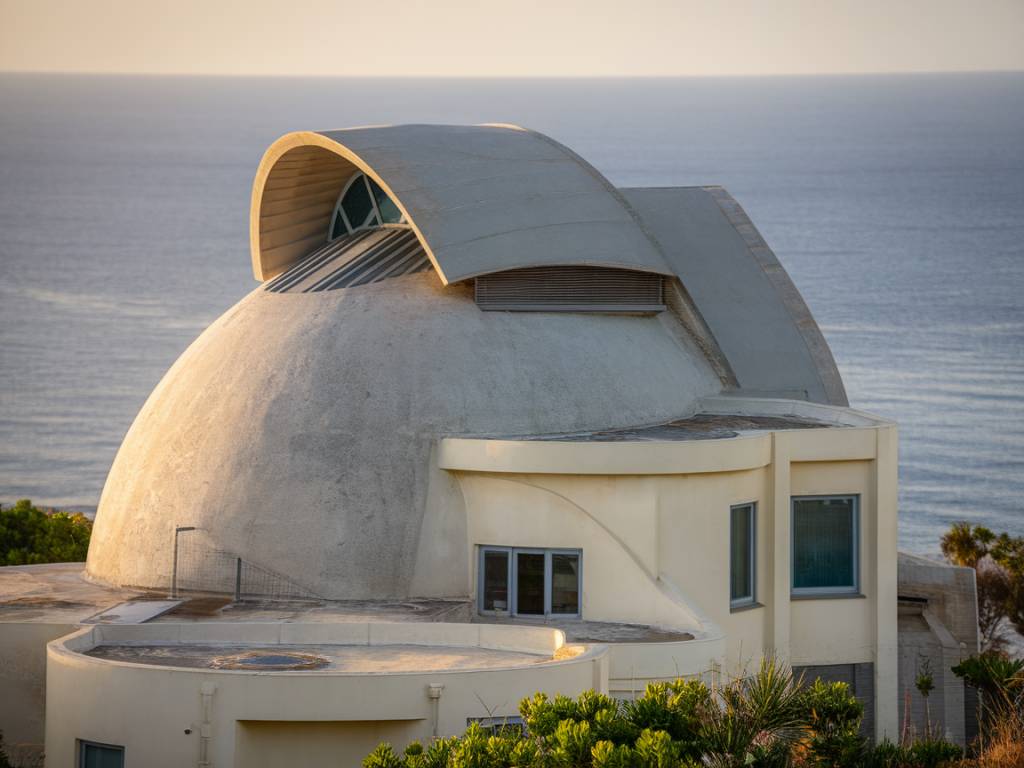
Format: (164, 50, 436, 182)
(45, 623, 607, 768)
(0, 622, 76, 767)
(447, 413, 899, 739)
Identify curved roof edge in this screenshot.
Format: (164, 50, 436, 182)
(251, 124, 673, 284)
(621, 186, 848, 407)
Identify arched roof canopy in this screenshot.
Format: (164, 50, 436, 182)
(251, 125, 674, 284)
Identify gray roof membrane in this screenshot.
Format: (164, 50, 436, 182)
(315, 125, 673, 283)
(622, 186, 848, 407)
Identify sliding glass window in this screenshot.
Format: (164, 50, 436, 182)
(730, 503, 756, 608)
(792, 495, 859, 596)
(478, 547, 581, 618)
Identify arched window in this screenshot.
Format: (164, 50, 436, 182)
(328, 172, 406, 240)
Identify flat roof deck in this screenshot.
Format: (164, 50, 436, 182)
(0, 565, 691, 644)
(471, 616, 692, 644)
(525, 413, 830, 443)
(84, 642, 552, 672)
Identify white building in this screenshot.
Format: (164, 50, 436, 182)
(0, 124, 977, 768)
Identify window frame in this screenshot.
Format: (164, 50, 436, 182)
(467, 715, 526, 736)
(327, 171, 408, 241)
(729, 502, 757, 609)
(478, 546, 512, 614)
(790, 494, 861, 597)
(477, 545, 582, 619)
(78, 739, 125, 768)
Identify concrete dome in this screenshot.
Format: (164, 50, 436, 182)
(86, 123, 847, 598)
(86, 272, 721, 598)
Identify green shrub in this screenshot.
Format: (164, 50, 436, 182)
(866, 741, 913, 768)
(362, 662, 964, 768)
(800, 679, 867, 767)
(908, 736, 963, 767)
(0, 499, 92, 565)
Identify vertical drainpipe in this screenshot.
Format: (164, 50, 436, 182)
(199, 682, 216, 768)
(427, 684, 445, 738)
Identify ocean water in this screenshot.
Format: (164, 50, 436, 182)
(0, 73, 1022, 553)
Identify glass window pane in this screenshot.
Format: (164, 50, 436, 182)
(330, 210, 348, 240)
(551, 553, 580, 614)
(793, 497, 856, 590)
(730, 505, 753, 602)
(341, 175, 375, 231)
(482, 550, 509, 611)
(369, 177, 403, 224)
(82, 743, 124, 768)
(515, 552, 545, 615)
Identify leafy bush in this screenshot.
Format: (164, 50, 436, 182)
(0, 499, 92, 565)
(364, 659, 971, 768)
(908, 737, 963, 767)
(952, 654, 1024, 702)
(798, 679, 867, 767)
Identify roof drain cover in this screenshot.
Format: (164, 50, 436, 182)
(209, 650, 329, 671)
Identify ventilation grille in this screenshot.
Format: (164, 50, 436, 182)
(475, 267, 665, 312)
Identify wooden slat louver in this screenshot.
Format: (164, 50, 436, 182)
(475, 267, 665, 312)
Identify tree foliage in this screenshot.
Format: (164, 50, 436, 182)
(0, 499, 92, 565)
(941, 522, 1024, 650)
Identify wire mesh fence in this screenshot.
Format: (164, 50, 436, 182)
(171, 527, 319, 601)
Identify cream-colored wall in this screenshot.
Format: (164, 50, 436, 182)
(46, 623, 608, 768)
(789, 460, 874, 665)
(447, 414, 899, 738)
(459, 474, 705, 631)
(456, 456, 880, 671)
(234, 720, 423, 768)
(654, 468, 772, 669)
(0, 622, 76, 767)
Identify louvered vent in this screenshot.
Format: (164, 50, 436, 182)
(475, 267, 665, 312)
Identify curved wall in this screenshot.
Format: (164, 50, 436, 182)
(45, 622, 607, 768)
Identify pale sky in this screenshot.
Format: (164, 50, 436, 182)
(1, 0, 1023, 77)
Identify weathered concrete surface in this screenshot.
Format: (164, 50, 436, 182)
(622, 186, 848, 407)
(85, 643, 550, 672)
(897, 553, 979, 745)
(0, 564, 136, 766)
(87, 270, 722, 599)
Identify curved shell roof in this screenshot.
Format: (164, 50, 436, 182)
(251, 124, 673, 284)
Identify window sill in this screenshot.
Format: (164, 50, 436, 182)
(730, 601, 764, 614)
(790, 592, 866, 601)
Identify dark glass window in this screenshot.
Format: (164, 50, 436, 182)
(369, 177, 403, 224)
(478, 547, 581, 617)
(330, 211, 347, 240)
(730, 503, 755, 605)
(482, 550, 510, 612)
(516, 552, 546, 615)
(329, 172, 406, 241)
(340, 176, 376, 231)
(792, 496, 858, 593)
(551, 553, 580, 614)
(80, 742, 124, 768)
